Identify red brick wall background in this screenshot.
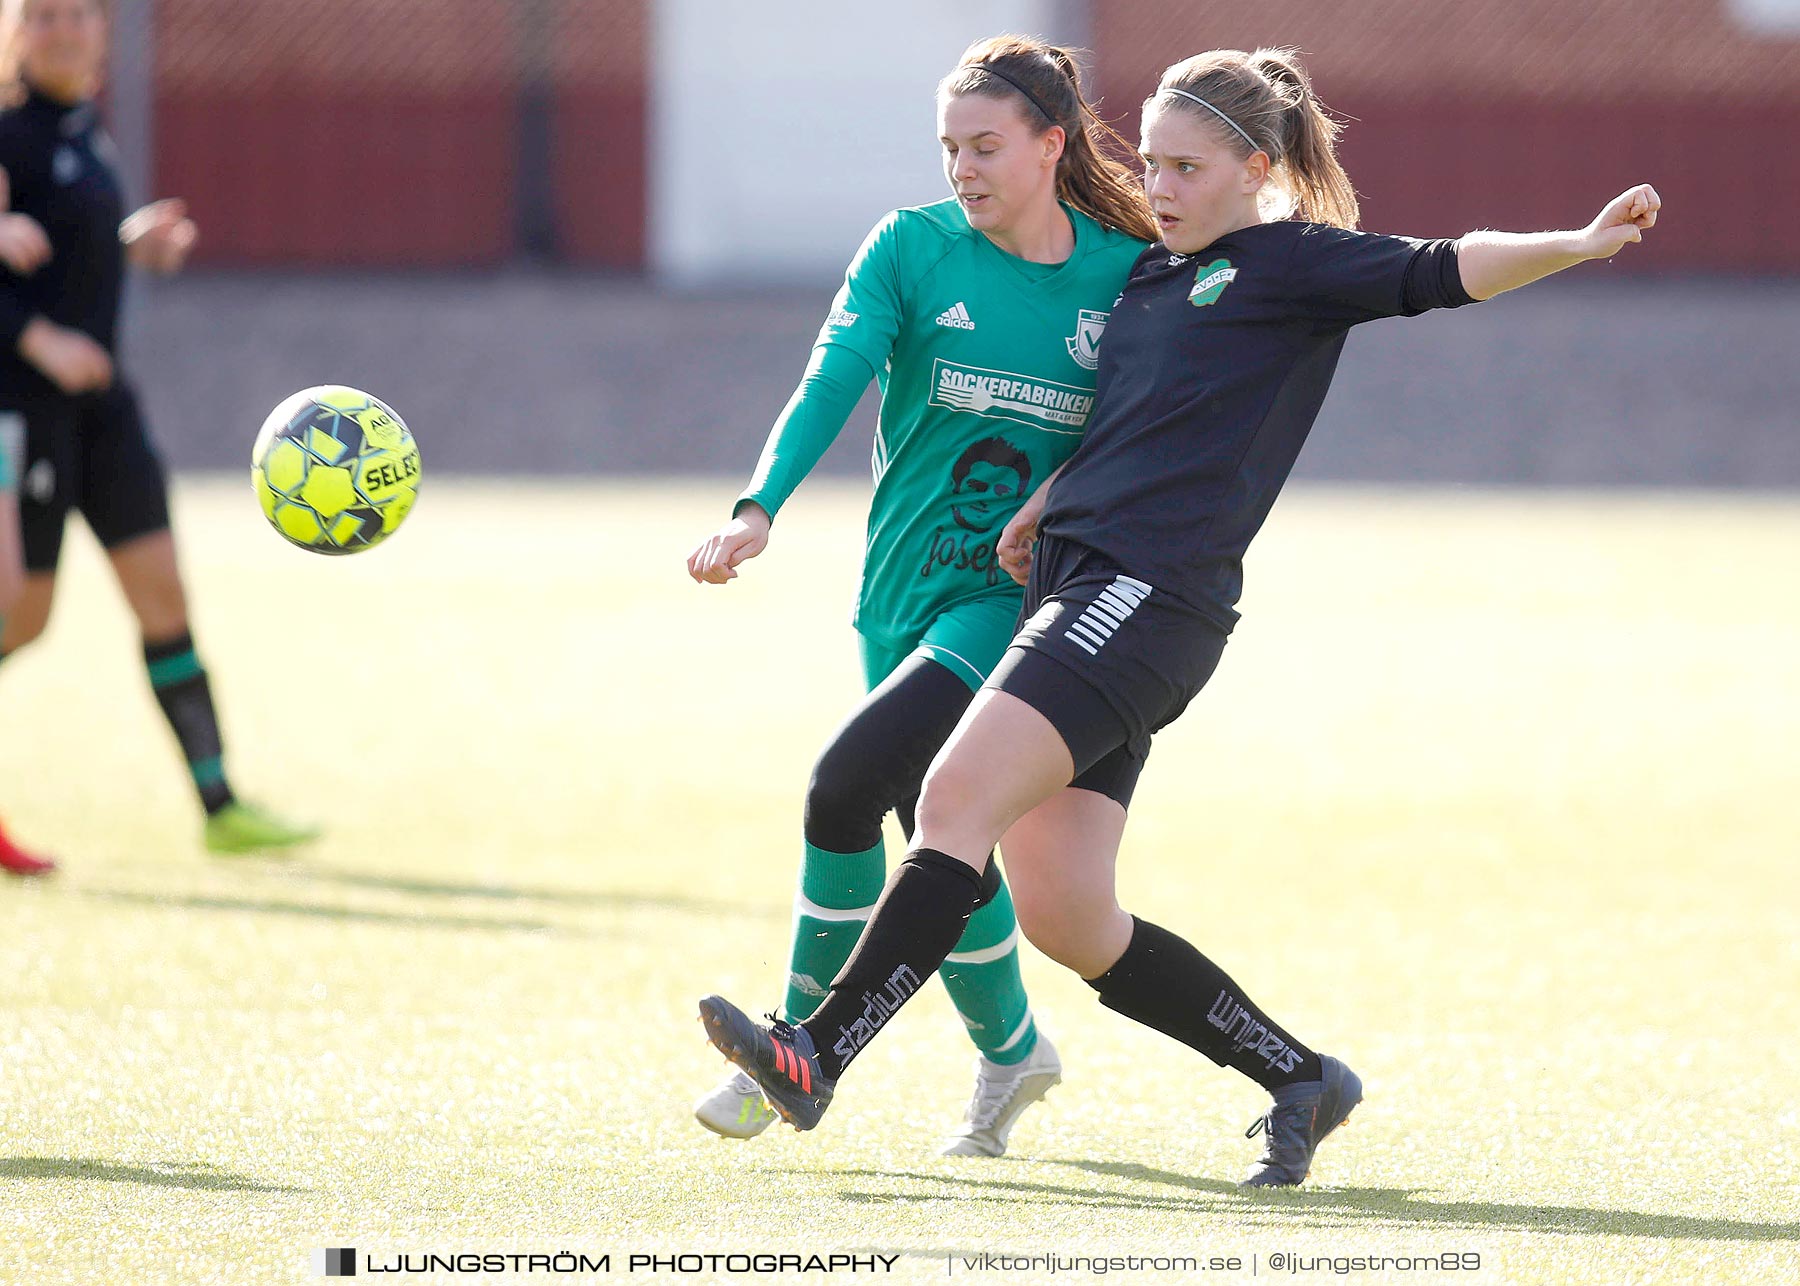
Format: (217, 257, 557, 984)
(153, 0, 646, 267)
(149, 0, 1798, 270)
(547, 0, 647, 267)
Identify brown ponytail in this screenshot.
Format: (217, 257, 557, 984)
(1151, 47, 1359, 229)
(940, 35, 1158, 244)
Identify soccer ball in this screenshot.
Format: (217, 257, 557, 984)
(252, 386, 420, 554)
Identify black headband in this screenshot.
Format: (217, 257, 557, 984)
(976, 63, 1063, 127)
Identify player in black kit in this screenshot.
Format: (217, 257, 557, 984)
(697, 46, 1659, 1186)
(0, 321, 51, 874)
(0, 0, 314, 857)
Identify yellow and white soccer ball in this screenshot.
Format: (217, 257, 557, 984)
(252, 385, 420, 554)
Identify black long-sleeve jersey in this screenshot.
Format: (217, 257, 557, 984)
(1040, 221, 1477, 632)
(0, 84, 127, 401)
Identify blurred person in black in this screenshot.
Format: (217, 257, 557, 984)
(697, 45, 1659, 1187)
(0, 0, 315, 855)
(1, 372, 51, 873)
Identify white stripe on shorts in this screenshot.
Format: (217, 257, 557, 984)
(1063, 574, 1153, 655)
(916, 642, 985, 688)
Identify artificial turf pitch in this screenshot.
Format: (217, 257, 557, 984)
(2, 478, 1796, 1284)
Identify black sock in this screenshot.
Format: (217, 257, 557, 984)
(144, 633, 235, 816)
(800, 849, 984, 1079)
(1087, 917, 1322, 1090)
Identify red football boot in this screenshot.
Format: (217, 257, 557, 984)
(0, 818, 55, 876)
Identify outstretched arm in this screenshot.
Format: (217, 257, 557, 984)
(686, 211, 901, 585)
(1456, 185, 1659, 301)
(685, 342, 874, 585)
(121, 198, 199, 274)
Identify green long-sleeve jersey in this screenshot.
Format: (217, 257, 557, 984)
(741, 198, 1146, 651)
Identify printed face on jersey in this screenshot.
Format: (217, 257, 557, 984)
(1139, 101, 1268, 255)
(949, 436, 1033, 533)
(937, 91, 1064, 236)
(16, 0, 109, 102)
(921, 436, 1036, 586)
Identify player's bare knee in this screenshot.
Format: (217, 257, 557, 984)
(108, 530, 190, 639)
(912, 792, 993, 865)
(1014, 899, 1094, 973)
(918, 748, 984, 817)
(1023, 924, 1107, 976)
(1, 609, 45, 651)
(1011, 889, 1065, 960)
(1, 580, 52, 651)
(131, 586, 190, 641)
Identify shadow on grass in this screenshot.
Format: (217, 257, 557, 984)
(84, 871, 782, 934)
(84, 888, 564, 935)
(0, 1155, 306, 1193)
(834, 1163, 1800, 1244)
(294, 869, 781, 920)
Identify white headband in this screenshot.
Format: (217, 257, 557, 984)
(1160, 88, 1259, 154)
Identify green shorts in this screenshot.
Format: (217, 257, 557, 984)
(858, 593, 1022, 693)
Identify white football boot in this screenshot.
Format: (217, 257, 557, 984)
(942, 1033, 1062, 1157)
(693, 1068, 777, 1139)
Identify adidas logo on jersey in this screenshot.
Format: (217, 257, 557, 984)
(934, 301, 976, 330)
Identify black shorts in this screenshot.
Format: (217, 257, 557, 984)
(3, 381, 171, 573)
(985, 533, 1228, 808)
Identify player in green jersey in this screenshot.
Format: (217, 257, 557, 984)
(686, 35, 1156, 1155)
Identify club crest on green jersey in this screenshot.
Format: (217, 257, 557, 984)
(1065, 309, 1109, 371)
(1188, 259, 1237, 307)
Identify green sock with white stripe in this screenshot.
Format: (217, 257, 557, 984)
(940, 871, 1037, 1066)
(144, 632, 235, 816)
(783, 839, 887, 1023)
(787, 838, 1038, 1065)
